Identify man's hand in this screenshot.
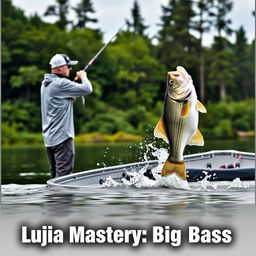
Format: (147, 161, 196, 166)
(76, 70, 87, 80)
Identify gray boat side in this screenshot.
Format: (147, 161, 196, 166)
(47, 150, 255, 188)
(184, 150, 254, 169)
(47, 160, 158, 188)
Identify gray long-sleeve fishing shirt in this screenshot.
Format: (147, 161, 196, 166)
(41, 74, 92, 147)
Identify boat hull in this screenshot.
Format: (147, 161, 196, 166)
(47, 150, 255, 188)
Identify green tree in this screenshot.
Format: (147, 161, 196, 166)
(211, 0, 233, 49)
(2, 0, 27, 21)
(208, 46, 237, 101)
(10, 66, 45, 100)
(157, 0, 198, 77)
(81, 110, 135, 134)
(208, 0, 234, 101)
(233, 26, 251, 99)
(126, 0, 148, 36)
(192, 0, 214, 102)
(106, 32, 164, 110)
(73, 0, 98, 29)
(3, 0, 254, 142)
(2, 100, 41, 133)
(29, 14, 46, 29)
(2, 0, 32, 100)
(44, 0, 70, 30)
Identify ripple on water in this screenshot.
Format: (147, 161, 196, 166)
(2, 184, 47, 196)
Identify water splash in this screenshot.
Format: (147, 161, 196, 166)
(89, 135, 255, 192)
(101, 167, 254, 192)
(101, 139, 254, 192)
(96, 147, 111, 168)
(228, 178, 250, 189)
(138, 137, 168, 162)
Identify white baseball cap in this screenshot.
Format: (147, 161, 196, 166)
(49, 54, 78, 68)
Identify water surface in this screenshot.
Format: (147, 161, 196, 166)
(1, 138, 254, 220)
(2, 138, 254, 184)
(1, 138, 255, 256)
(2, 137, 255, 221)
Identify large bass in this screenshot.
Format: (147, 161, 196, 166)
(154, 66, 207, 180)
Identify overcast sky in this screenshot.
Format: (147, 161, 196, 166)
(12, 0, 255, 46)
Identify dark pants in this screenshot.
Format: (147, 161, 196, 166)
(46, 138, 74, 178)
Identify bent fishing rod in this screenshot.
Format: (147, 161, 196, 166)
(75, 23, 126, 81)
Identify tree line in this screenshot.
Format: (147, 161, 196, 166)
(2, 0, 254, 144)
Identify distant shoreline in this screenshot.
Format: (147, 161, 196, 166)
(235, 131, 255, 137)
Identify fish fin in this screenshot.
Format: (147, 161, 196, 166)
(154, 117, 169, 143)
(161, 159, 186, 180)
(181, 101, 190, 117)
(197, 100, 207, 113)
(188, 129, 204, 146)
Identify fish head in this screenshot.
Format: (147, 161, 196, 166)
(167, 66, 194, 101)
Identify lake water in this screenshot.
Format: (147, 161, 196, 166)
(1, 138, 255, 256)
(2, 137, 254, 184)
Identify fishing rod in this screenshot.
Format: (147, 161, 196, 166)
(75, 23, 126, 107)
(75, 23, 126, 81)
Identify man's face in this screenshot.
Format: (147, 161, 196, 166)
(59, 64, 72, 77)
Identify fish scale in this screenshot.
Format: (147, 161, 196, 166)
(165, 100, 191, 162)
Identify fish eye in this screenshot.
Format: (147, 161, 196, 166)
(169, 80, 174, 85)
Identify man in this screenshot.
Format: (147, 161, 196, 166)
(41, 53, 93, 178)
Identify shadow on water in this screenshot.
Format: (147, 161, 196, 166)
(42, 190, 75, 216)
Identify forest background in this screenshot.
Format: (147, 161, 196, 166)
(2, 0, 255, 144)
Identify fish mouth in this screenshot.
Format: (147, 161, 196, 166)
(169, 72, 180, 79)
(168, 72, 180, 85)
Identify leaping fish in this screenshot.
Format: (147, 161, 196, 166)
(154, 66, 207, 180)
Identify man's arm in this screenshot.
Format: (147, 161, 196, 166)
(58, 71, 93, 98)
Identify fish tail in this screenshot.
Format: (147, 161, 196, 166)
(161, 159, 186, 180)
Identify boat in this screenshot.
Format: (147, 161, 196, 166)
(47, 150, 255, 188)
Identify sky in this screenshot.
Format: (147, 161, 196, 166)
(12, 0, 255, 46)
